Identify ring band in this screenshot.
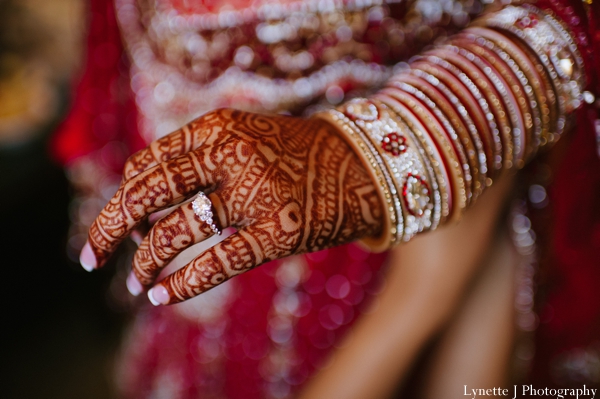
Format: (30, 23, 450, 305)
(192, 192, 221, 235)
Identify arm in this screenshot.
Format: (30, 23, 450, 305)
(81, 3, 587, 308)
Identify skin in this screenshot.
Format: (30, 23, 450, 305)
(298, 173, 515, 399)
(85, 108, 384, 304)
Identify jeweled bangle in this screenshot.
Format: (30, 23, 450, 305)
(390, 73, 484, 202)
(382, 82, 473, 206)
(431, 48, 522, 168)
(375, 93, 452, 223)
(408, 68, 490, 192)
(379, 88, 467, 218)
(451, 34, 547, 156)
(347, 99, 441, 240)
(474, 5, 585, 136)
(412, 61, 497, 178)
(314, 106, 400, 251)
(417, 56, 504, 174)
(441, 43, 534, 167)
(459, 28, 555, 150)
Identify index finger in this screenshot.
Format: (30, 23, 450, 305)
(122, 109, 228, 180)
(81, 151, 212, 270)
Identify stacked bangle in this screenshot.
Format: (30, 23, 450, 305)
(313, 4, 585, 251)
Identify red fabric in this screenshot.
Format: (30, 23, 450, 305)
(52, 0, 600, 393)
(50, 0, 144, 167)
(524, 0, 600, 387)
(117, 247, 388, 398)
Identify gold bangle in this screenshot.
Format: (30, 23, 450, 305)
(314, 108, 400, 251)
(380, 85, 468, 216)
(376, 93, 453, 223)
(346, 99, 440, 240)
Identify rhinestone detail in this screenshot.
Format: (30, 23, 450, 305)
(403, 174, 433, 217)
(381, 132, 408, 156)
(192, 192, 221, 235)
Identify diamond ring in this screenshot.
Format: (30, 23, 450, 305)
(192, 192, 221, 235)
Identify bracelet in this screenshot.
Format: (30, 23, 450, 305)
(444, 43, 534, 167)
(409, 68, 491, 190)
(375, 93, 452, 224)
(451, 33, 547, 155)
(474, 5, 585, 137)
(315, 106, 401, 250)
(382, 82, 474, 206)
(459, 28, 556, 149)
(412, 61, 498, 178)
(377, 88, 466, 219)
(350, 99, 442, 239)
(390, 73, 484, 201)
(431, 48, 522, 168)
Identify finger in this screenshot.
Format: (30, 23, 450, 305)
(147, 225, 288, 305)
(122, 110, 227, 180)
(84, 151, 213, 270)
(130, 193, 226, 290)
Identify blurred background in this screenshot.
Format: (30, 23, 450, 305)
(0, 0, 124, 397)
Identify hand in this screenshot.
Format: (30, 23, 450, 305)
(80, 109, 383, 305)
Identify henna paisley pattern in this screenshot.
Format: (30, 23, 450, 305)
(85, 109, 383, 304)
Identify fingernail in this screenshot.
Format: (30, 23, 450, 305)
(130, 231, 143, 246)
(148, 285, 169, 306)
(126, 272, 143, 296)
(79, 241, 97, 272)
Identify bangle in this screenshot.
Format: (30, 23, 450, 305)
(350, 99, 441, 239)
(475, 5, 585, 137)
(409, 68, 490, 190)
(444, 43, 534, 167)
(378, 88, 467, 218)
(382, 82, 473, 206)
(390, 73, 485, 201)
(416, 57, 504, 174)
(459, 28, 555, 150)
(451, 33, 546, 156)
(375, 93, 452, 223)
(314, 106, 401, 250)
(412, 61, 497, 178)
(431, 48, 522, 168)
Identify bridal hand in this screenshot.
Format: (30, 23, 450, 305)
(80, 109, 383, 305)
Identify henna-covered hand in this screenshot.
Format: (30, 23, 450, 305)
(80, 109, 383, 305)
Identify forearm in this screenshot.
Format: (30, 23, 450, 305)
(315, 2, 587, 252)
